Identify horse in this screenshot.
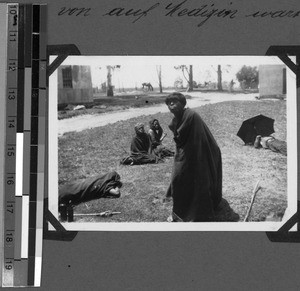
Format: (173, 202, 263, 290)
(142, 82, 153, 91)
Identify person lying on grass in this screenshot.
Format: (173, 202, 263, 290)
(254, 135, 287, 156)
(148, 118, 174, 159)
(120, 123, 162, 165)
(165, 92, 222, 222)
(58, 171, 122, 207)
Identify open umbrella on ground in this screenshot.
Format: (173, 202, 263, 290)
(237, 114, 275, 144)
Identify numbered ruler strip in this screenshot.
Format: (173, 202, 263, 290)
(0, 2, 8, 288)
(20, 5, 32, 271)
(2, 4, 46, 287)
(3, 3, 19, 287)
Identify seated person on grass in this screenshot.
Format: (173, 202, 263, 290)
(148, 119, 174, 159)
(120, 123, 161, 165)
(59, 171, 122, 207)
(254, 135, 287, 156)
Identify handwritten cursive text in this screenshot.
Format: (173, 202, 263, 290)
(103, 3, 160, 23)
(58, 7, 91, 17)
(58, 2, 300, 29)
(245, 9, 300, 18)
(164, 0, 238, 27)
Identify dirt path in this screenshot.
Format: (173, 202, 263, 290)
(58, 92, 257, 136)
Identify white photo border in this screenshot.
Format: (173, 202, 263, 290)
(48, 55, 297, 232)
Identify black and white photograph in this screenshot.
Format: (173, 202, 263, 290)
(48, 55, 297, 231)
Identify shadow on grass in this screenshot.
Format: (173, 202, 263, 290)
(215, 198, 240, 222)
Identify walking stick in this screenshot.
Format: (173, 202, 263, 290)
(120, 145, 129, 155)
(74, 211, 121, 217)
(244, 180, 261, 222)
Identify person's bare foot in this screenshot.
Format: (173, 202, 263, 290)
(108, 187, 121, 197)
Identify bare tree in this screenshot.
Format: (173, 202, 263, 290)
(106, 66, 114, 96)
(174, 65, 194, 91)
(156, 65, 163, 93)
(189, 65, 193, 91)
(211, 65, 231, 91)
(106, 65, 120, 97)
(217, 65, 222, 91)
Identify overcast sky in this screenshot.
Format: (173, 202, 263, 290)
(57, 56, 284, 89)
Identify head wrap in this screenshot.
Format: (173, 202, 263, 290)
(165, 92, 187, 107)
(134, 123, 144, 134)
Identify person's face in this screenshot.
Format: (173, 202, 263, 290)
(153, 120, 159, 129)
(137, 126, 145, 134)
(167, 99, 184, 116)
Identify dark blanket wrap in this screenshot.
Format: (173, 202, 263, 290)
(121, 133, 158, 165)
(59, 171, 122, 205)
(148, 129, 174, 158)
(130, 132, 151, 155)
(167, 108, 222, 222)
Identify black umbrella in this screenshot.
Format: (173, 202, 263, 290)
(237, 114, 275, 144)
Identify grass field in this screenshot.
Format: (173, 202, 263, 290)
(58, 99, 287, 223)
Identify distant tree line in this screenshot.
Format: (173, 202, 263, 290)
(103, 64, 259, 96)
